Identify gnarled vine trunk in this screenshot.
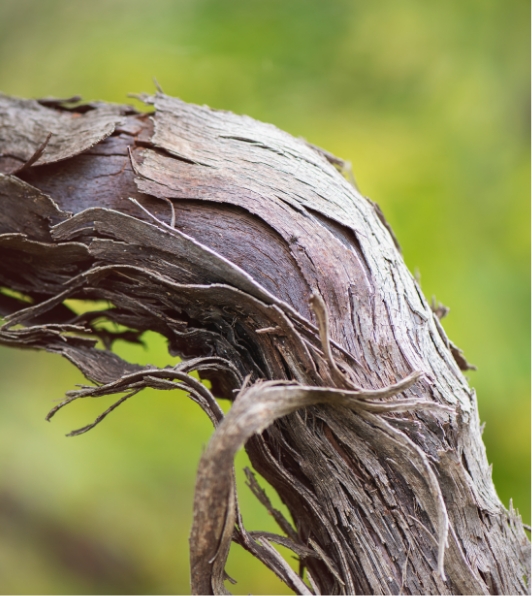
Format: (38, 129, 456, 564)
(0, 92, 529, 595)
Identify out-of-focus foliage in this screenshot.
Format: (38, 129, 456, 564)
(0, 1, 529, 593)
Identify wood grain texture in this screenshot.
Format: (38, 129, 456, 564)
(0, 92, 529, 595)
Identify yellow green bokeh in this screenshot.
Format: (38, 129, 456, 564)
(0, 1, 529, 593)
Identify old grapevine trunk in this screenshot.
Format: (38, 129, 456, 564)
(0, 92, 529, 595)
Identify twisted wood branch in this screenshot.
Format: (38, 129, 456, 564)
(0, 92, 529, 594)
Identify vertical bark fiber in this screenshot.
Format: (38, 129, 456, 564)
(0, 92, 529, 595)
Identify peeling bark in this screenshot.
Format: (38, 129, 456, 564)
(0, 92, 529, 595)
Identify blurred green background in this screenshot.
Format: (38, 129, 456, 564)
(0, 0, 529, 593)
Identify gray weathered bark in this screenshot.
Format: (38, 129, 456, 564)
(0, 92, 529, 595)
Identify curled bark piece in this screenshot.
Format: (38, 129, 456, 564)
(0, 93, 130, 169)
(189, 373, 452, 594)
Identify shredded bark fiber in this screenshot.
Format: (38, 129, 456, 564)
(0, 92, 529, 595)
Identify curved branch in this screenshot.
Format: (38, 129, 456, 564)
(0, 91, 528, 595)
